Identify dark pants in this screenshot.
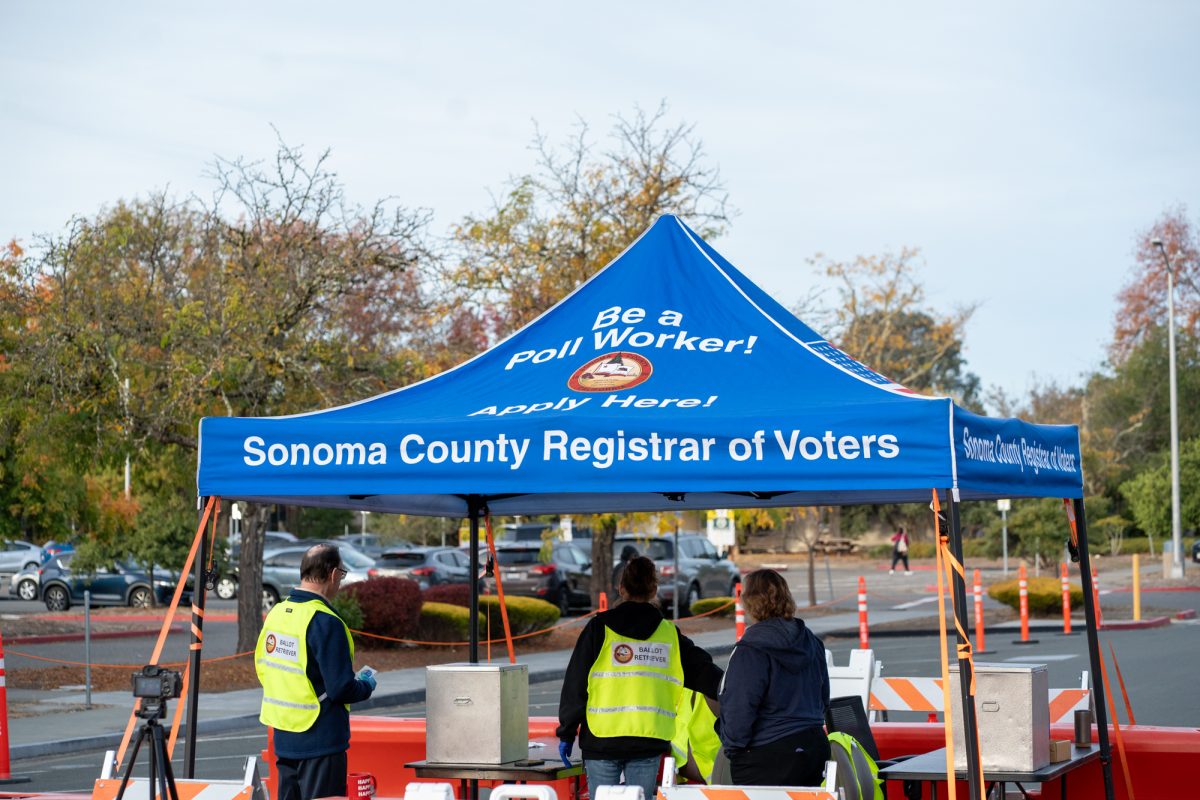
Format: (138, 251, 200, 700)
(276, 751, 348, 800)
(728, 726, 830, 787)
(891, 549, 909, 570)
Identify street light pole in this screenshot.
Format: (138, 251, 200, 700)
(1152, 238, 1184, 578)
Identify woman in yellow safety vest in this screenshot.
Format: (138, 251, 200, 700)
(558, 556, 724, 800)
(718, 568, 830, 786)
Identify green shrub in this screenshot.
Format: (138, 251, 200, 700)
(330, 591, 365, 631)
(415, 596, 562, 645)
(342, 577, 422, 648)
(988, 576, 1083, 617)
(418, 601, 472, 642)
(480, 595, 560, 637)
(689, 597, 735, 617)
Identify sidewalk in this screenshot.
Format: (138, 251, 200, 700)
(6, 604, 1181, 759)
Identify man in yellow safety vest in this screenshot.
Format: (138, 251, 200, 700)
(256, 543, 375, 800)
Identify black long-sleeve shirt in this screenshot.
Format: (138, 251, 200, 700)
(556, 601, 724, 760)
(274, 590, 374, 759)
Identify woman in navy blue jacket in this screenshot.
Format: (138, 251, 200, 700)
(718, 569, 830, 786)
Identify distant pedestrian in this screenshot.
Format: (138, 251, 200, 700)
(612, 544, 638, 591)
(890, 527, 911, 575)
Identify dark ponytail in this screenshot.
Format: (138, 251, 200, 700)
(620, 555, 658, 601)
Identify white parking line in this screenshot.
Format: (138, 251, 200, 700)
(891, 596, 940, 610)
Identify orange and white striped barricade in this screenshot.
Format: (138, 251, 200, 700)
(869, 677, 946, 719)
(734, 582, 745, 640)
(95, 752, 265, 800)
(656, 778, 837, 800)
(1048, 688, 1092, 725)
(856, 576, 869, 649)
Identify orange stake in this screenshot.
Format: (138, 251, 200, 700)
(972, 569, 986, 652)
(735, 581, 746, 640)
(857, 576, 869, 649)
(1061, 562, 1072, 635)
(598, 592, 609, 612)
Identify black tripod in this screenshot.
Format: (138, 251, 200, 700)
(114, 701, 179, 800)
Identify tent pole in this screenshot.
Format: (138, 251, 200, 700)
(1073, 497, 1115, 800)
(468, 495, 481, 664)
(184, 496, 209, 778)
(948, 491, 983, 800)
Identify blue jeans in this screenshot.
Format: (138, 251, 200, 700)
(585, 756, 661, 800)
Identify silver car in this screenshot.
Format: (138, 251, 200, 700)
(259, 542, 374, 609)
(0, 540, 42, 576)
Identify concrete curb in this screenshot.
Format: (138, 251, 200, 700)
(1099, 615, 1172, 630)
(8, 624, 183, 645)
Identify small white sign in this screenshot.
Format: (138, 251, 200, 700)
(997, 499, 1011, 512)
(264, 631, 300, 662)
(612, 641, 672, 668)
(707, 509, 735, 547)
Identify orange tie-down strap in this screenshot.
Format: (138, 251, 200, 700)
(93, 779, 255, 800)
(658, 788, 835, 800)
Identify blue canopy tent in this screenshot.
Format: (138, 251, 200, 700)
(196, 216, 1112, 800)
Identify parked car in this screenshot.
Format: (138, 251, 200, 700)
(40, 540, 75, 563)
(10, 564, 39, 601)
(613, 533, 741, 613)
(38, 553, 190, 612)
(0, 540, 42, 575)
(216, 530, 307, 599)
(260, 542, 374, 609)
(483, 541, 592, 615)
(370, 546, 471, 590)
(1192, 539, 1200, 564)
(334, 533, 411, 559)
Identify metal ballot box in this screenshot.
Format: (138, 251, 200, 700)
(426, 663, 529, 765)
(949, 663, 1050, 772)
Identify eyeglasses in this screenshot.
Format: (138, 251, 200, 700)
(334, 567, 349, 579)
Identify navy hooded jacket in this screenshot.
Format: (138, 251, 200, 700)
(717, 617, 829, 751)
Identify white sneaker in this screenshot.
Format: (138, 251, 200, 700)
(905, 571, 913, 576)
(889, 569, 895, 575)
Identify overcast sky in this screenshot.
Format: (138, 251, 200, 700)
(3, 2, 1197, 406)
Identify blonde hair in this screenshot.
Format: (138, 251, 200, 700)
(741, 569, 796, 621)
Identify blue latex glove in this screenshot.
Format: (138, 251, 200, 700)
(358, 670, 377, 691)
(558, 740, 573, 767)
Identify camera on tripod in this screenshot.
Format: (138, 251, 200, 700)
(132, 665, 182, 719)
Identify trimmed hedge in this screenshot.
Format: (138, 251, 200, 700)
(416, 596, 562, 644)
(988, 576, 1084, 617)
(342, 577, 422, 647)
(422, 583, 471, 607)
(689, 597, 735, 618)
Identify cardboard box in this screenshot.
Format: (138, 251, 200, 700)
(1050, 740, 1072, 763)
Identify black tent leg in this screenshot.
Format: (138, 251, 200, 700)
(184, 496, 209, 778)
(468, 495, 481, 664)
(948, 490, 983, 800)
(1073, 497, 1115, 800)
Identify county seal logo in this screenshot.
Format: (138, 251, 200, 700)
(568, 352, 652, 393)
(265, 633, 277, 654)
(613, 644, 634, 664)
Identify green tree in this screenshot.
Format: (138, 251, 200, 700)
(447, 103, 732, 346)
(1121, 436, 1200, 541)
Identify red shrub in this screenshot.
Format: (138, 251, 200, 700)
(343, 577, 421, 648)
(422, 583, 472, 607)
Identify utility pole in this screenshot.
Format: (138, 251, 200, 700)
(1151, 239, 1184, 578)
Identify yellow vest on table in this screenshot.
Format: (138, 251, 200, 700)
(256, 598, 355, 732)
(586, 619, 685, 741)
(671, 689, 721, 783)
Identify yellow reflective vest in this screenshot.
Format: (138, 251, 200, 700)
(671, 689, 721, 783)
(256, 597, 354, 732)
(586, 619, 685, 741)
